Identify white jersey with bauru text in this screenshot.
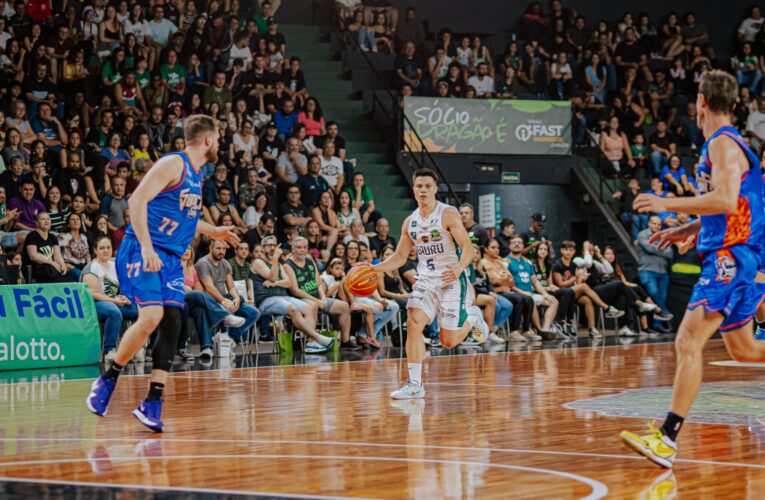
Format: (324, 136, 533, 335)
(406, 201, 460, 280)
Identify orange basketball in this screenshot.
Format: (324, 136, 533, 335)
(346, 265, 378, 297)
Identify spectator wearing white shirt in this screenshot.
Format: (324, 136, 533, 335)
(228, 33, 254, 71)
(319, 141, 345, 196)
(738, 6, 764, 43)
(467, 62, 494, 98)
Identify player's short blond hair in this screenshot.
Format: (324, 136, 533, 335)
(183, 114, 217, 144)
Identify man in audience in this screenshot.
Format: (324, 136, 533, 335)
(195, 240, 260, 352)
(203, 164, 234, 207)
(280, 185, 312, 235)
(459, 203, 489, 246)
(296, 156, 330, 209)
(496, 218, 516, 257)
(369, 218, 396, 258)
(467, 62, 495, 98)
(100, 176, 129, 232)
(8, 180, 45, 232)
(343, 219, 369, 246)
(284, 236, 361, 350)
(252, 235, 335, 353)
(319, 141, 345, 196)
(649, 120, 677, 178)
(395, 41, 425, 94)
(276, 137, 307, 186)
(245, 213, 276, 249)
(637, 216, 674, 333)
(0, 157, 26, 201)
(395, 6, 425, 48)
(229, 240, 254, 304)
(0, 186, 24, 251)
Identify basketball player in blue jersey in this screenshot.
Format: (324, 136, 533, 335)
(620, 70, 765, 468)
(372, 168, 488, 400)
(86, 115, 240, 432)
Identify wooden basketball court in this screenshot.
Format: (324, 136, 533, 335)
(1, 339, 764, 498)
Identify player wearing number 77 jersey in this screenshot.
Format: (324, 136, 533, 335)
(86, 115, 240, 432)
(372, 168, 488, 400)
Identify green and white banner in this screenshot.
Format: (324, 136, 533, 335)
(404, 97, 572, 155)
(0, 283, 101, 371)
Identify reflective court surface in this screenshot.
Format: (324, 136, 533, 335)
(1, 339, 765, 498)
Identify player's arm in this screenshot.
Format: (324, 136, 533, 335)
(443, 207, 475, 280)
(634, 136, 744, 215)
(128, 154, 184, 270)
(372, 217, 413, 273)
(196, 219, 240, 247)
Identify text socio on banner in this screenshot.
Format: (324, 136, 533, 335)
(403, 97, 572, 155)
(0, 283, 101, 371)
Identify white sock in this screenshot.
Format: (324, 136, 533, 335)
(315, 334, 331, 346)
(408, 363, 422, 385)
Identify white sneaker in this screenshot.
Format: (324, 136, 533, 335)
(589, 328, 602, 338)
(618, 326, 637, 337)
(468, 305, 489, 342)
(523, 329, 542, 341)
(200, 346, 213, 359)
(509, 330, 526, 341)
(133, 348, 145, 363)
(487, 331, 506, 344)
(605, 306, 625, 319)
(104, 349, 117, 362)
(223, 314, 246, 328)
(639, 302, 658, 313)
(460, 333, 482, 347)
(304, 341, 328, 353)
(390, 381, 425, 399)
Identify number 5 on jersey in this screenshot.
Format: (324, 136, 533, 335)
(158, 217, 179, 236)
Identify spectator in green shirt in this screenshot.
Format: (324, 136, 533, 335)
(159, 49, 186, 103)
(344, 172, 382, 227)
(228, 240, 254, 304)
(203, 71, 233, 113)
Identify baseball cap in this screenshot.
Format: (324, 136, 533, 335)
(531, 213, 546, 223)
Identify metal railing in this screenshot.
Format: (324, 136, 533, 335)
(311, 0, 462, 205)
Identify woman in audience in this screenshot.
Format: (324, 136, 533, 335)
(305, 219, 325, 264)
(376, 245, 410, 316)
(312, 190, 340, 255)
(481, 238, 536, 341)
(298, 97, 326, 138)
(3, 128, 30, 169)
(329, 241, 346, 264)
(344, 239, 361, 271)
(243, 192, 270, 229)
(232, 119, 258, 159)
(6, 101, 36, 146)
(599, 115, 636, 177)
(89, 213, 111, 243)
(81, 235, 138, 362)
(661, 154, 695, 196)
(336, 190, 360, 238)
(101, 131, 131, 172)
(58, 213, 91, 280)
(59, 129, 86, 171)
(45, 186, 70, 236)
(533, 240, 578, 337)
(585, 53, 607, 103)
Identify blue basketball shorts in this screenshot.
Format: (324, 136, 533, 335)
(687, 245, 760, 332)
(115, 235, 185, 309)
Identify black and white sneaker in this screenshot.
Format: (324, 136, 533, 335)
(654, 311, 674, 322)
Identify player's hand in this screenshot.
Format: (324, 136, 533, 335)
(441, 266, 459, 283)
(648, 225, 693, 251)
(633, 193, 667, 214)
(210, 225, 240, 247)
(141, 247, 163, 272)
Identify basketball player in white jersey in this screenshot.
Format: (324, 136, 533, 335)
(372, 168, 489, 399)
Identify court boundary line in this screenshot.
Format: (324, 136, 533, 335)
(2, 436, 764, 471)
(0, 452, 608, 499)
(0, 339, 677, 387)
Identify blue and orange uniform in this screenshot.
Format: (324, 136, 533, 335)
(687, 126, 765, 331)
(115, 151, 204, 309)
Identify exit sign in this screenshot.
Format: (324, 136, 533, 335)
(502, 172, 520, 184)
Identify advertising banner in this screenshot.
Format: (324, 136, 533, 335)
(404, 97, 571, 155)
(0, 283, 101, 371)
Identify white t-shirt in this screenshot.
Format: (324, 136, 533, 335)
(233, 133, 257, 157)
(123, 19, 151, 44)
(467, 75, 494, 96)
(343, 234, 370, 246)
(739, 17, 765, 42)
(746, 110, 765, 140)
(243, 207, 264, 227)
(321, 272, 340, 297)
(319, 155, 344, 187)
(229, 44, 254, 70)
(82, 259, 120, 297)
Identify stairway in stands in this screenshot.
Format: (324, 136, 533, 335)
(280, 24, 414, 237)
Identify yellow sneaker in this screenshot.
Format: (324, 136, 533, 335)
(639, 469, 677, 500)
(620, 422, 677, 468)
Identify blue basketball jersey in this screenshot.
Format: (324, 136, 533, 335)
(694, 126, 765, 255)
(125, 151, 204, 257)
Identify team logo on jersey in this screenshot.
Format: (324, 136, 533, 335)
(430, 229, 442, 242)
(179, 188, 203, 218)
(715, 251, 737, 283)
(411, 220, 417, 227)
(410, 231, 417, 241)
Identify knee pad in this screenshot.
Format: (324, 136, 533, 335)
(152, 306, 182, 372)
